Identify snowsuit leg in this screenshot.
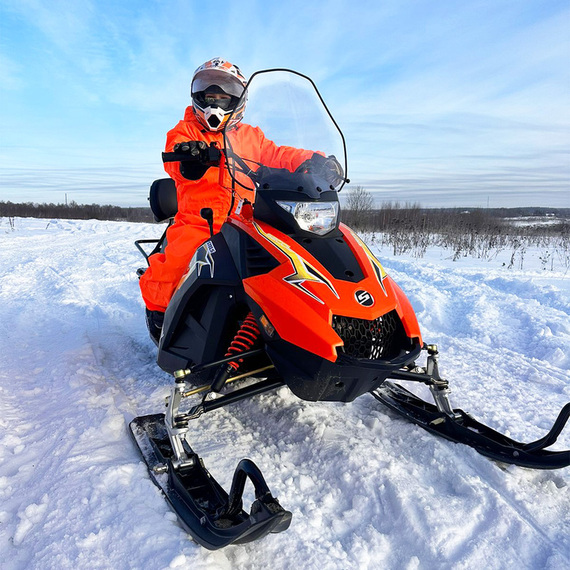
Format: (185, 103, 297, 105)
(139, 214, 212, 312)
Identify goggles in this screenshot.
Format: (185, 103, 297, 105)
(193, 91, 237, 111)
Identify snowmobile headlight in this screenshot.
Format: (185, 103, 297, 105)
(277, 201, 339, 236)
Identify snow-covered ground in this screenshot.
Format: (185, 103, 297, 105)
(1, 217, 568, 570)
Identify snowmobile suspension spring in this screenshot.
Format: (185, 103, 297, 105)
(209, 313, 261, 393)
(225, 312, 261, 371)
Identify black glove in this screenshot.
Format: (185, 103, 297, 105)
(169, 141, 221, 180)
(296, 153, 345, 187)
(174, 140, 205, 156)
(172, 141, 201, 156)
(172, 141, 221, 165)
(321, 155, 344, 187)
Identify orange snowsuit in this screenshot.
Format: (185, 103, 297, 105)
(139, 107, 315, 311)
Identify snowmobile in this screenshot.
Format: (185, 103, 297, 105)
(131, 69, 570, 550)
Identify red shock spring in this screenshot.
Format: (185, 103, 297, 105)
(225, 312, 261, 371)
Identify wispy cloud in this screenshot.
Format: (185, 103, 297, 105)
(0, 0, 568, 207)
(0, 165, 165, 206)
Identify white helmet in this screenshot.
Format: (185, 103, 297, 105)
(191, 57, 247, 131)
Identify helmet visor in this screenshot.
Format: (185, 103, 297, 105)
(192, 69, 245, 98)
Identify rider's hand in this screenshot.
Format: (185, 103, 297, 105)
(322, 155, 344, 187)
(173, 140, 207, 157)
(296, 154, 345, 187)
(170, 141, 221, 180)
(172, 140, 222, 179)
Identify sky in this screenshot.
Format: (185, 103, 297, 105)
(0, 0, 569, 208)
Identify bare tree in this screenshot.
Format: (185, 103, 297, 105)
(343, 185, 374, 230)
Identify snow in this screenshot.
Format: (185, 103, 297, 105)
(0, 216, 569, 569)
(505, 216, 565, 228)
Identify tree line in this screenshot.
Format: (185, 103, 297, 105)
(340, 186, 570, 270)
(0, 200, 153, 223)
(341, 186, 569, 235)
(2, 188, 568, 245)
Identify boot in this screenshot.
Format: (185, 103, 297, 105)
(145, 309, 165, 344)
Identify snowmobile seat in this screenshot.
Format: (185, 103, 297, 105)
(135, 179, 178, 268)
(149, 178, 178, 223)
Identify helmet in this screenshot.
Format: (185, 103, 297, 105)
(191, 58, 247, 131)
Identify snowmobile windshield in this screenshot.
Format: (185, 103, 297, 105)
(223, 69, 347, 196)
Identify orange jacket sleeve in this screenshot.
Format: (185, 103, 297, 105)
(238, 125, 315, 172)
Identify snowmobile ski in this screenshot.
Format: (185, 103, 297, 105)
(372, 346, 570, 470)
(372, 382, 570, 469)
(130, 413, 291, 550)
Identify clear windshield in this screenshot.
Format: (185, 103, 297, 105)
(223, 69, 347, 194)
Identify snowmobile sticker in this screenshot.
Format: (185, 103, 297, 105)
(348, 230, 388, 297)
(173, 242, 216, 294)
(253, 222, 339, 304)
(190, 242, 215, 278)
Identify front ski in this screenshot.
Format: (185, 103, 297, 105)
(371, 344, 570, 470)
(372, 382, 570, 469)
(130, 413, 291, 549)
(130, 352, 290, 549)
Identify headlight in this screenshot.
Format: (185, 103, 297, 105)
(277, 201, 339, 236)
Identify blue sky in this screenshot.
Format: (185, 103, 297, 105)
(0, 0, 568, 208)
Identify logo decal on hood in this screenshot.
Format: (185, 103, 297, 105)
(355, 290, 374, 306)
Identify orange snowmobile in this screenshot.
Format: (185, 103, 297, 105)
(131, 69, 570, 550)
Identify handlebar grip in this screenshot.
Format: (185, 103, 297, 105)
(162, 151, 202, 163)
(162, 146, 222, 167)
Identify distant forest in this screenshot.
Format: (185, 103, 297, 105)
(4, 197, 568, 270)
(341, 203, 570, 236)
(0, 200, 154, 223)
(1, 198, 569, 236)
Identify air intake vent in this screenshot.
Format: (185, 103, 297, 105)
(245, 240, 279, 277)
(332, 310, 404, 360)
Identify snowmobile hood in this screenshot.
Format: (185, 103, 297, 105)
(233, 217, 422, 362)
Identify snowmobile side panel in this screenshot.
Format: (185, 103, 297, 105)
(157, 234, 246, 375)
(129, 414, 292, 549)
(245, 271, 341, 362)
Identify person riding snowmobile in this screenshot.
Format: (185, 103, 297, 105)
(132, 67, 570, 550)
(139, 57, 343, 339)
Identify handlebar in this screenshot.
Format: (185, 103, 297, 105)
(161, 145, 338, 194)
(162, 143, 222, 166)
(161, 151, 200, 163)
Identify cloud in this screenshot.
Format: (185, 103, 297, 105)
(0, 0, 568, 207)
(0, 165, 164, 206)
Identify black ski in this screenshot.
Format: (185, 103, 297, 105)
(372, 381, 570, 470)
(130, 414, 291, 549)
